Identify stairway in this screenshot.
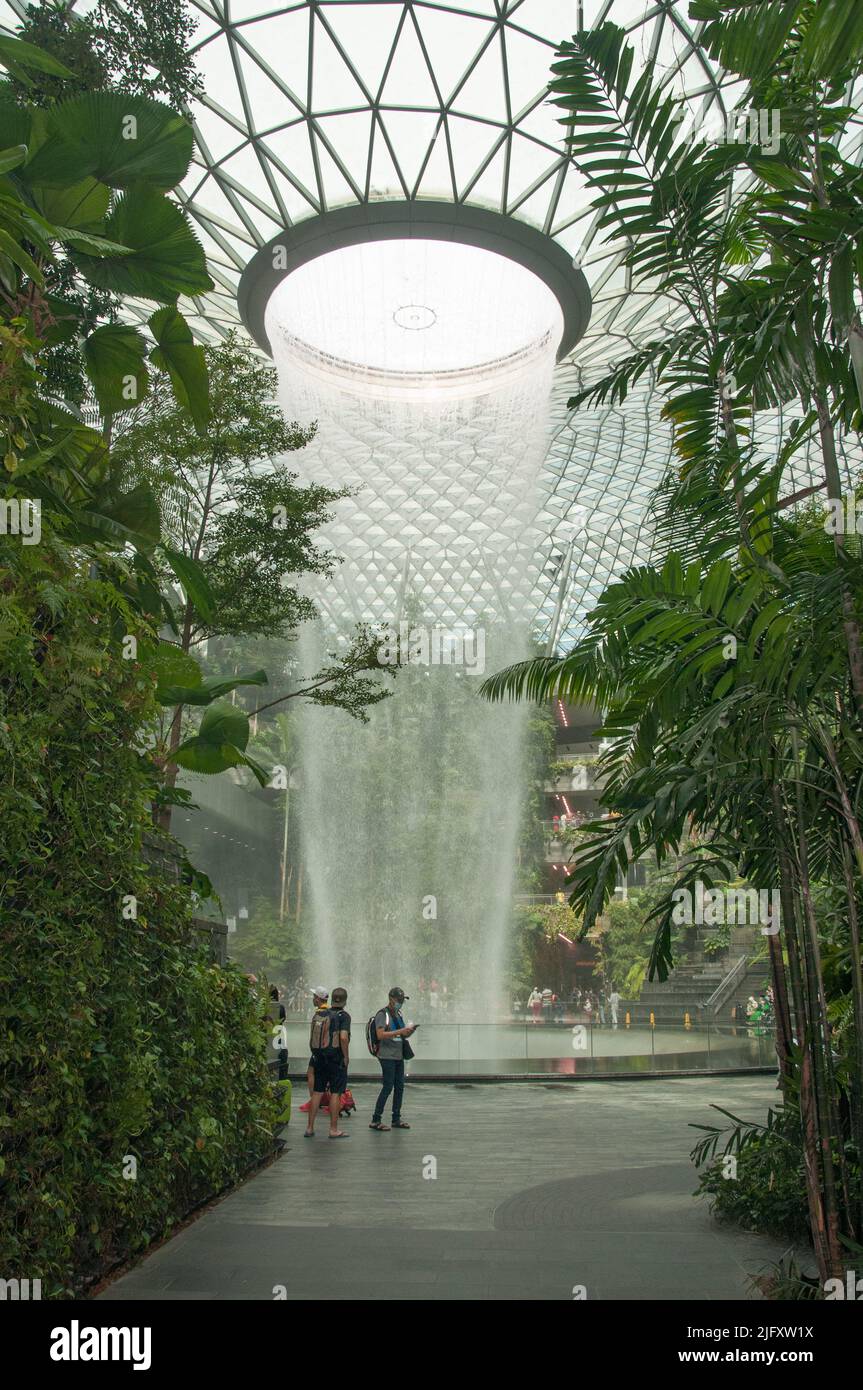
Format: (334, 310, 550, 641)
(629, 925, 762, 1024)
(722, 960, 773, 1023)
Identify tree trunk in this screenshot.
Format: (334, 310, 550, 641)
(815, 393, 863, 719)
(295, 862, 303, 923)
(279, 784, 291, 924)
(153, 595, 196, 833)
(790, 737, 847, 1273)
(771, 783, 838, 1282)
(767, 926, 794, 1092)
(839, 838, 863, 1238)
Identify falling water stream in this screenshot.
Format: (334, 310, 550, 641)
(266, 240, 560, 1024)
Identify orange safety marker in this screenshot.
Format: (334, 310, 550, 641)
(649, 1011, 655, 1028)
(684, 1011, 691, 1030)
(625, 1011, 631, 1028)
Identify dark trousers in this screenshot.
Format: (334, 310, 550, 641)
(373, 1058, 405, 1122)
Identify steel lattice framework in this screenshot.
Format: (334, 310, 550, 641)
(3, 0, 862, 646)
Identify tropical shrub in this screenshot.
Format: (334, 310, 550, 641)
(692, 1106, 810, 1245)
(703, 924, 732, 957)
(0, 561, 277, 1296)
(592, 888, 679, 994)
(0, 30, 278, 1296)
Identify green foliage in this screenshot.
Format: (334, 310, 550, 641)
(0, 558, 276, 1296)
(110, 333, 395, 819)
(516, 704, 556, 889)
(110, 334, 326, 655)
(231, 897, 310, 982)
(0, 24, 279, 1296)
(0, 60, 211, 424)
(691, 1105, 811, 1245)
(550, 755, 598, 773)
(24, 91, 195, 189)
(71, 185, 212, 302)
(594, 888, 675, 993)
(483, 0, 863, 1278)
(10, 1, 203, 110)
(173, 697, 270, 785)
(622, 961, 647, 1000)
(509, 902, 580, 997)
(4, 1, 203, 404)
(703, 923, 732, 956)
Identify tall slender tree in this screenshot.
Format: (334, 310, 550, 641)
(483, 4, 863, 1283)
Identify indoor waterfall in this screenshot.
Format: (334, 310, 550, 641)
(266, 243, 559, 1022)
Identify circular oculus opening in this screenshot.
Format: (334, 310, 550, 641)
(264, 238, 564, 380)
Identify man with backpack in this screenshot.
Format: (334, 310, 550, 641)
(306, 986, 330, 1099)
(368, 987, 417, 1131)
(305, 986, 351, 1140)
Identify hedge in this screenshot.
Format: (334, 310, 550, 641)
(0, 547, 277, 1296)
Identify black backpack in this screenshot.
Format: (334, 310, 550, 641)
(365, 1011, 384, 1056)
(366, 1010, 414, 1059)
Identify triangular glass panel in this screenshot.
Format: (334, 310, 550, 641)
(263, 123, 321, 213)
(446, 113, 501, 199)
(235, 46, 297, 135)
(237, 9, 311, 111)
(413, 6, 495, 105)
(460, 137, 507, 212)
(192, 106, 246, 163)
(450, 30, 509, 126)
(380, 13, 439, 109)
(368, 117, 410, 198)
(503, 25, 554, 117)
(414, 122, 455, 200)
(219, 143, 281, 215)
(506, 130, 558, 210)
(194, 34, 247, 121)
(323, 2, 405, 100)
(383, 109, 444, 195)
(315, 112, 374, 188)
(312, 14, 371, 112)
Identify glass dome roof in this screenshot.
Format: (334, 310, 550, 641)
(162, 0, 749, 359)
(153, 0, 748, 643)
(3, 0, 860, 646)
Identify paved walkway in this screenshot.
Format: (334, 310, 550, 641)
(100, 1076, 790, 1301)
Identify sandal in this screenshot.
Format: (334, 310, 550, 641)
(392, 1121, 411, 1129)
(369, 1121, 390, 1131)
(303, 1130, 315, 1138)
(329, 1131, 350, 1140)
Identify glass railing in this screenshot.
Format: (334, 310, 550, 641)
(270, 1019, 777, 1077)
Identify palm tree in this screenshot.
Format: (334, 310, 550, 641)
(482, 4, 863, 1283)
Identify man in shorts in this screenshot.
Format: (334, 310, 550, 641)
(306, 986, 351, 1140)
(307, 986, 330, 1097)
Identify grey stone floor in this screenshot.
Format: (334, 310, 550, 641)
(99, 1076, 792, 1301)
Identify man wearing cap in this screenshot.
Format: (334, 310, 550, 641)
(306, 986, 351, 1139)
(369, 987, 417, 1131)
